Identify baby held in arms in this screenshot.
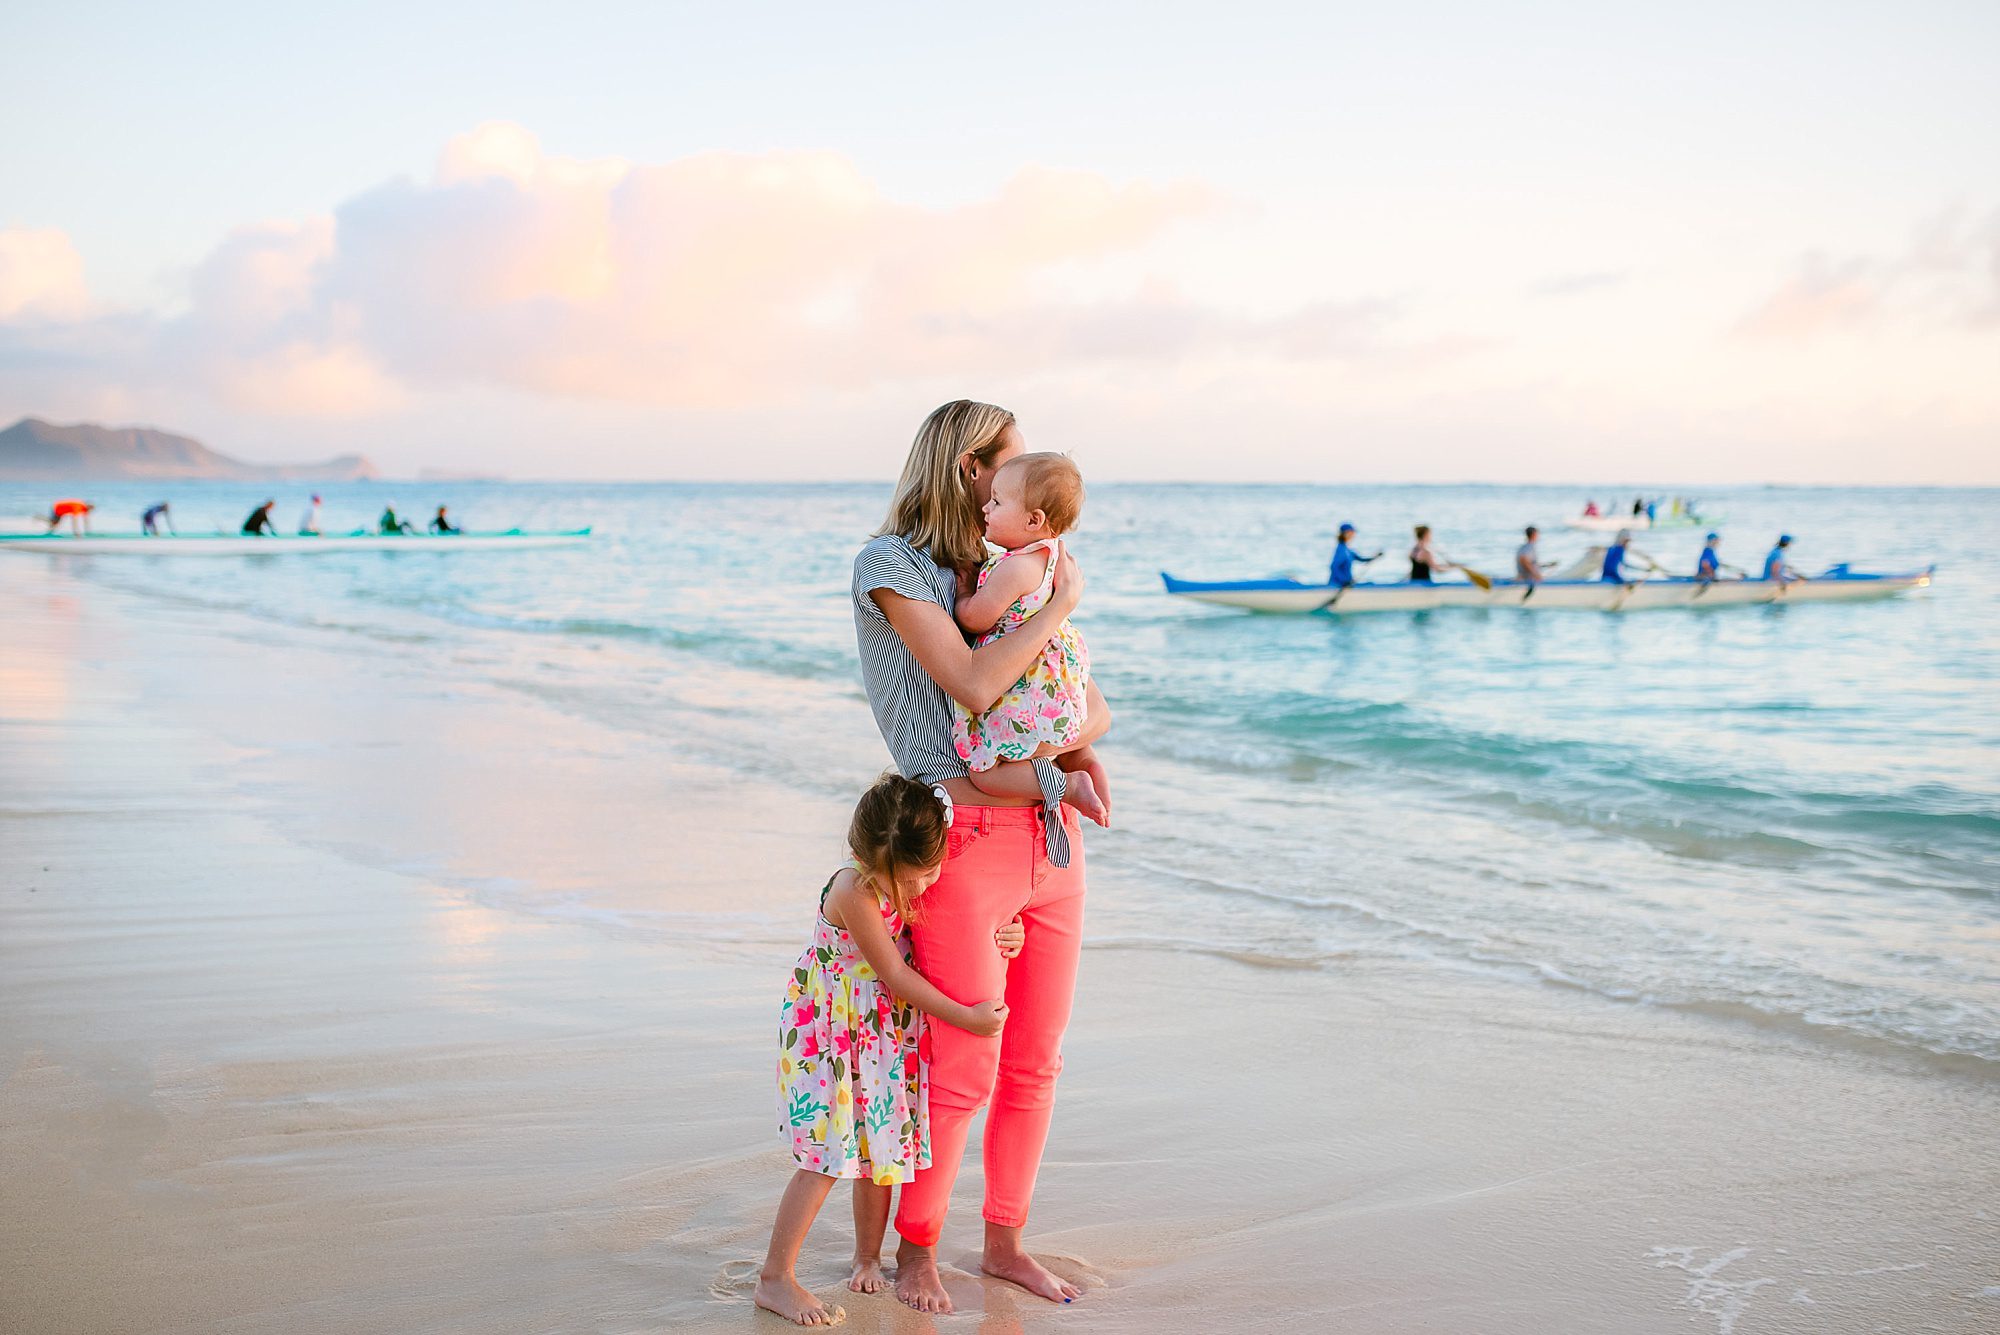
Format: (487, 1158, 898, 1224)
(951, 452, 1107, 825)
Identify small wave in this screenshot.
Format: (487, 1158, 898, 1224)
(1118, 700, 1999, 881)
(1083, 934, 1345, 971)
(343, 590, 857, 685)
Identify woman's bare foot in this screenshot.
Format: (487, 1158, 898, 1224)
(982, 1245, 1083, 1304)
(753, 1272, 844, 1326)
(893, 1241, 954, 1313)
(847, 1256, 888, 1294)
(1059, 769, 1109, 826)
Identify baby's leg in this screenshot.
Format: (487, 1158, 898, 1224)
(755, 1169, 844, 1326)
(970, 760, 1106, 826)
(966, 760, 1045, 803)
(849, 1180, 892, 1292)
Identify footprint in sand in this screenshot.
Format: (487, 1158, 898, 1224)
(711, 1259, 762, 1300)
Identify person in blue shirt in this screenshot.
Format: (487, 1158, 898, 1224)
(1763, 535, 1804, 584)
(1328, 523, 1381, 586)
(1695, 532, 1725, 581)
(1600, 530, 1662, 583)
(141, 501, 174, 536)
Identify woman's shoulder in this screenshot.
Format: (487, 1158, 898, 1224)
(856, 532, 925, 566)
(854, 533, 949, 608)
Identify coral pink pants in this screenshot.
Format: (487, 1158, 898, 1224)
(894, 803, 1085, 1245)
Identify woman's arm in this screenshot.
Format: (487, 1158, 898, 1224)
(954, 554, 1042, 634)
(831, 882, 1006, 1036)
(874, 550, 1084, 714)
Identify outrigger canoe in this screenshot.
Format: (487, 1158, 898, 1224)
(1161, 563, 1934, 614)
(0, 528, 591, 556)
(1565, 513, 1712, 533)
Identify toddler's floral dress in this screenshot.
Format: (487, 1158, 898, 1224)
(951, 538, 1091, 771)
(776, 868, 929, 1184)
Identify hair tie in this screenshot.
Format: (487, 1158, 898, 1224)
(930, 783, 955, 827)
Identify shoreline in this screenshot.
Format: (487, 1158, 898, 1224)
(3, 559, 1996, 1333)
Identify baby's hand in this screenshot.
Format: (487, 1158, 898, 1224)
(995, 917, 1025, 958)
(963, 1000, 1009, 1037)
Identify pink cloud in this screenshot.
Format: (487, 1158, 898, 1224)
(0, 123, 1443, 418)
(1738, 206, 2000, 339)
(0, 228, 92, 323)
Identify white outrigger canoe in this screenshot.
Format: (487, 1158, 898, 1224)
(1565, 512, 1712, 533)
(1162, 563, 1934, 614)
(0, 528, 590, 556)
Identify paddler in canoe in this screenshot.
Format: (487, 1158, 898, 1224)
(379, 503, 416, 535)
(1409, 525, 1457, 583)
(1763, 535, 1806, 586)
(1694, 532, 1745, 583)
(41, 498, 94, 535)
(241, 500, 280, 536)
(1328, 523, 1381, 586)
(1600, 530, 1666, 583)
(1516, 526, 1551, 583)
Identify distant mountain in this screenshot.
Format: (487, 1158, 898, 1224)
(0, 418, 377, 482)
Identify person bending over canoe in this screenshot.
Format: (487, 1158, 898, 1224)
(142, 502, 175, 536)
(429, 505, 460, 535)
(42, 499, 94, 535)
(1763, 535, 1805, 585)
(1516, 526, 1550, 582)
(241, 501, 280, 536)
(1408, 525, 1455, 583)
(1600, 530, 1664, 583)
(1328, 523, 1381, 586)
(378, 504, 415, 535)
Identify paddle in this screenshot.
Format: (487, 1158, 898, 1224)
(1438, 556, 1494, 591)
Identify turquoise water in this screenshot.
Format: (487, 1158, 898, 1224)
(6, 480, 1995, 1061)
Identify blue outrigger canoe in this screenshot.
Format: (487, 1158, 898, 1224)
(1161, 564, 1935, 613)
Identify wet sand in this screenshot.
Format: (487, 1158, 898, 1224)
(3, 560, 1996, 1334)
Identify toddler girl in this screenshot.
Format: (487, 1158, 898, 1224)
(755, 773, 1024, 1326)
(951, 452, 1106, 823)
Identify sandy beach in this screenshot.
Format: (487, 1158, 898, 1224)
(4, 556, 1997, 1334)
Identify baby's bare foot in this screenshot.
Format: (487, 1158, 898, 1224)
(1061, 770, 1109, 826)
(894, 1247, 954, 1313)
(982, 1247, 1082, 1304)
(847, 1256, 887, 1294)
(753, 1273, 844, 1326)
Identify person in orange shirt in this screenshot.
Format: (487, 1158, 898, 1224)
(42, 499, 94, 535)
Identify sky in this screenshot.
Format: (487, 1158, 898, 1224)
(2, 2, 1996, 482)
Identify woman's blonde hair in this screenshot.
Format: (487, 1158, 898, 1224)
(848, 772, 950, 923)
(878, 399, 1017, 572)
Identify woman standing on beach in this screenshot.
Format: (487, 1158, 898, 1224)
(851, 400, 1111, 1314)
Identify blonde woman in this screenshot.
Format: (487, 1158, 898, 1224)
(851, 400, 1111, 1313)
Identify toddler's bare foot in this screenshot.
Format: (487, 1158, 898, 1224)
(847, 1256, 887, 1293)
(753, 1272, 844, 1326)
(894, 1243, 954, 1313)
(1060, 769, 1109, 826)
(982, 1246, 1083, 1304)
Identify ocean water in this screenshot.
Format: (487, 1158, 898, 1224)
(6, 480, 1996, 1063)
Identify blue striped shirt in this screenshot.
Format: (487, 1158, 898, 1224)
(852, 534, 1070, 865)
